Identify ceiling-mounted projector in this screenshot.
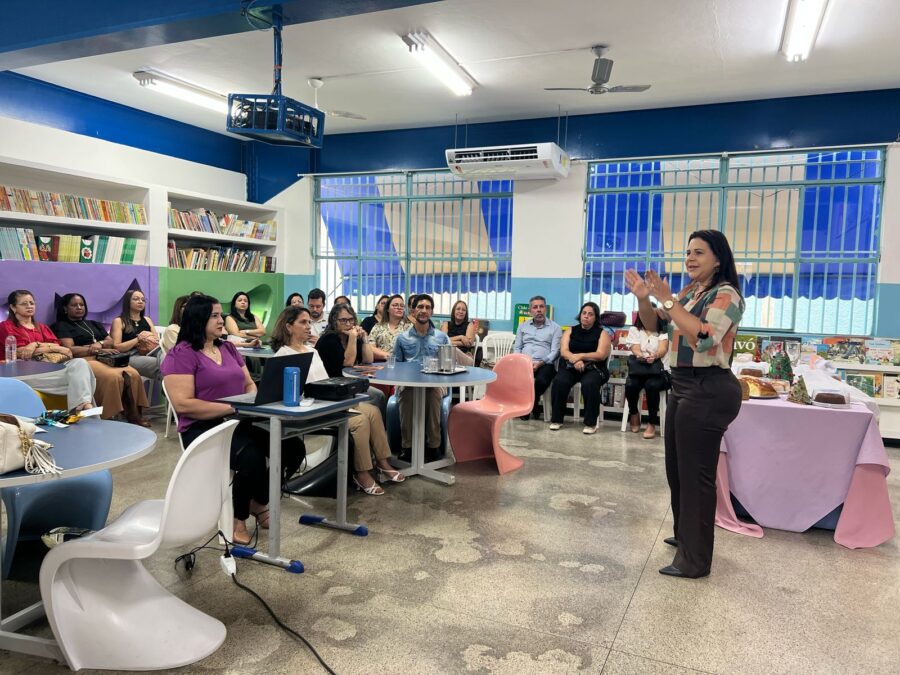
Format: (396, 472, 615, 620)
(225, 5, 325, 147)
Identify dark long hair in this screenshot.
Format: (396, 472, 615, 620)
(56, 293, 88, 323)
(270, 306, 310, 353)
(228, 291, 256, 324)
(6, 289, 34, 327)
(688, 230, 743, 298)
(382, 294, 405, 325)
(177, 294, 221, 351)
(575, 301, 601, 328)
(118, 289, 146, 327)
(372, 294, 390, 321)
(285, 292, 304, 307)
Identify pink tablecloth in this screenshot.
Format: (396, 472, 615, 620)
(715, 398, 895, 549)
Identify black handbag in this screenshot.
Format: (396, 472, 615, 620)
(627, 355, 665, 377)
(96, 350, 131, 368)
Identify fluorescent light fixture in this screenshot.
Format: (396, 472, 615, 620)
(132, 68, 228, 114)
(780, 0, 829, 62)
(402, 31, 477, 96)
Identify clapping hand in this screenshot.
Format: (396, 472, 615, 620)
(624, 269, 651, 300)
(643, 269, 673, 301)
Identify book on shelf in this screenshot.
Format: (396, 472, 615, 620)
(1, 184, 146, 225)
(864, 338, 893, 366)
(822, 336, 866, 364)
(844, 372, 883, 398)
(0, 227, 146, 264)
(884, 375, 900, 400)
(168, 205, 277, 242)
(166, 241, 275, 273)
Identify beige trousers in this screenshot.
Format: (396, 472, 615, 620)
(348, 402, 392, 472)
(398, 386, 446, 449)
(85, 360, 149, 420)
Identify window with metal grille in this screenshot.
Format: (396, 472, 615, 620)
(583, 148, 884, 335)
(314, 171, 513, 321)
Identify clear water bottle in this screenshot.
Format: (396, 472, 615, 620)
(5, 335, 17, 363)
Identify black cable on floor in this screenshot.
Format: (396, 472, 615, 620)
(230, 572, 337, 675)
(174, 526, 258, 571)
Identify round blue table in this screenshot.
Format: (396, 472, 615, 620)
(0, 361, 66, 381)
(351, 361, 496, 484)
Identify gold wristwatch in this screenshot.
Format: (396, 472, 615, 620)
(662, 296, 677, 311)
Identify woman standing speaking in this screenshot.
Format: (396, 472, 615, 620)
(625, 230, 744, 579)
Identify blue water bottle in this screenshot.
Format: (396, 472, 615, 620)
(283, 367, 301, 406)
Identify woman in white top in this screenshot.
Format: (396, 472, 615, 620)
(270, 306, 404, 495)
(624, 314, 670, 438)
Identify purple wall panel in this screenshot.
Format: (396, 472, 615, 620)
(0, 262, 158, 328)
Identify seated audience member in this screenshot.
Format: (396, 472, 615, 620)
(513, 295, 562, 419)
(224, 291, 266, 341)
(334, 295, 352, 309)
(271, 307, 404, 495)
(368, 294, 410, 361)
(162, 294, 190, 353)
(306, 288, 328, 345)
(52, 293, 149, 426)
(624, 314, 670, 439)
(440, 299, 477, 365)
(360, 294, 389, 334)
(393, 294, 450, 460)
(549, 301, 612, 434)
(0, 289, 95, 411)
(161, 294, 303, 545)
(314, 303, 386, 414)
(285, 292, 304, 308)
(110, 289, 161, 380)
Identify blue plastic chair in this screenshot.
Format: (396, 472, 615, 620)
(0, 378, 113, 579)
(386, 390, 452, 456)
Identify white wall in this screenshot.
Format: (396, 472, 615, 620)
(511, 162, 586, 278)
(0, 116, 245, 199)
(266, 176, 314, 275)
(878, 143, 900, 284)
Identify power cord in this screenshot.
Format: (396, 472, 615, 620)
(174, 525, 258, 572)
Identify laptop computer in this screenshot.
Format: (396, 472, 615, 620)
(218, 352, 314, 406)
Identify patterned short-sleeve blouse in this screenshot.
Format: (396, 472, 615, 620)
(666, 283, 743, 370)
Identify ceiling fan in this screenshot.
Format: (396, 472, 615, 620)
(544, 46, 651, 95)
(307, 78, 366, 120)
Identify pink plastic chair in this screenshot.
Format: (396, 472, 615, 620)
(448, 353, 534, 474)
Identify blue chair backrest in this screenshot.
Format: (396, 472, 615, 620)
(0, 378, 46, 417)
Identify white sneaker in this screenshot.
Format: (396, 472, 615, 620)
(549, 423, 562, 431)
(583, 423, 599, 435)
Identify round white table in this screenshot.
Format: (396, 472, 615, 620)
(353, 362, 496, 484)
(0, 418, 157, 660)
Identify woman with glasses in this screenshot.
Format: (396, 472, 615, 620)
(368, 294, 410, 361)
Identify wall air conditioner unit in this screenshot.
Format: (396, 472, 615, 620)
(445, 142, 570, 180)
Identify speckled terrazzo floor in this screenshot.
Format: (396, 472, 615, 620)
(2, 414, 899, 674)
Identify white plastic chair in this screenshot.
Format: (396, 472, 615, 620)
(161, 377, 179, 441)
(474, 333, 516, 399)
(620, 389, 667, 437)
(39, 420, 238, 672)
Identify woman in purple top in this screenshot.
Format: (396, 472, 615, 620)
(162, 294, 303, 545)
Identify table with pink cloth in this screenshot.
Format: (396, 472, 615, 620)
(715, 397, 895, 549)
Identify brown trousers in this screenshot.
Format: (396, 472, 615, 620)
(85, 359, 149, 420)
(348, 402, 392, 472)
(398, 386, 446, 449)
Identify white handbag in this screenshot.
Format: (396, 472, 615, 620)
(0, 414, 62, 475)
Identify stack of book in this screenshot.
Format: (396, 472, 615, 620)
(0, 227, 146, 264)
(1, 185, 147, 224)
(166, 241, 274, 273)
(168, 207, 276, 241)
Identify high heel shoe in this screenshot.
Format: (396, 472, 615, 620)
(352, 475, 384, 495)
(629, 413, 640, 433)
(249, 502, 269, 529)
(378, 468, 406, 483)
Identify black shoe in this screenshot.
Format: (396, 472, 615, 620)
(519, 414, 531, 421)
(531, 408, 542, 420)
(663, 537, 678, 547)
(398, 448, 411, 463)
(659, 565, 709, 579)
(425, 446, 443, 463)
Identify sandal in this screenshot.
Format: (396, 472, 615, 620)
(378, 468, 406, 483)
(352, 476, 384, 496)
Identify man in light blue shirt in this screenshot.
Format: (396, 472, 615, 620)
(393, 294, 450, 458)
(514, 295, 562, 419)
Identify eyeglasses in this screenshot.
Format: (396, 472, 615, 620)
(336, 317, 356, 324)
